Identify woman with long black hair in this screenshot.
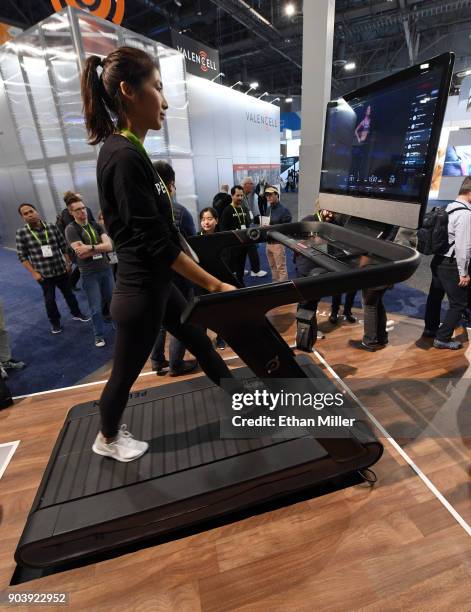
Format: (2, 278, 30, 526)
(81, 47, 235, 462)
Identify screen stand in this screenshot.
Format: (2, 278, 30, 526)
(343, 215, 394, 240)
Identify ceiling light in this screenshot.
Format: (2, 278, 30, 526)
(344, 61, 356, 71)
(285, 97, 293, 103)
(285, 3, 296, 17)
(250, 81, 259, 89)
(239, 0, 272, 26)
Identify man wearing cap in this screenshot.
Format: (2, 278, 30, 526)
(262, 186, 292, 281)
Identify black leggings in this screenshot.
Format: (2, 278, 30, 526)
(99, 280, 233, 438)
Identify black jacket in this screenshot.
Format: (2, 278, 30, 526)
(96, 134, 181, 284)
(267, 202, 292, 225)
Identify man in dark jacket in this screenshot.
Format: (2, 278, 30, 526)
(263, 186, 292, 281)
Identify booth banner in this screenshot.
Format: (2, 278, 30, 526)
(170, 30, 220, 80)
(233, 164, 280, 188)
(0, 22, 23, 45)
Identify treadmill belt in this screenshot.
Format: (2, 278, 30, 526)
(39, 385, 293, 509)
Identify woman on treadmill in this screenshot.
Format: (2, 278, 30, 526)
(81, 47, 235, 462)
(354, 105, 372, 144)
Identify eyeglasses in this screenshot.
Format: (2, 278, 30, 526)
(74, 206, 86, 211)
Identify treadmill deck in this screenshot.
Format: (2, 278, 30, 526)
(15, 357, 382, 569)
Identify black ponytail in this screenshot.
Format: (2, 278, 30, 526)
(81, 47, 157, 145)
(81, 55, 114, 145)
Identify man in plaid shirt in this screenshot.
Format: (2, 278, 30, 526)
(16, 203, 90, 334)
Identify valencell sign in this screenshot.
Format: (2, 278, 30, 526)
(170, 30, 220, 80)
(246, 112, 279, 130)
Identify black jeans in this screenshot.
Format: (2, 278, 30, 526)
(424, 256, 469, 341)
(99, 279, 233, 438)
(228, 247, 248, 286)
(362, 287, 387, 345)
(39, 273, 81, 325)
(247, 244, 260, 273)
(331, 291, 357, 314)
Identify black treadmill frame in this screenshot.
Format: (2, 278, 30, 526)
(15, 222, 419, 569)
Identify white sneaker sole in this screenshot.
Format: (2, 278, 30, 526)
(92, 442, 148, 462)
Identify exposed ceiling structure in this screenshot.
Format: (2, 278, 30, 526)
(1, 0, 470, 101)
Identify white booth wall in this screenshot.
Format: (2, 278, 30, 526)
(187, 75, 281, 208)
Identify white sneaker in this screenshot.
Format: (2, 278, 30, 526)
(92, 424, 149, 462)
(251, 270, 268, 277)
(95, 337, 106, 347)
(244, 269, 249, 275)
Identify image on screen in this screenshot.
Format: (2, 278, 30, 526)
(443, 145, 471, 176)
(320, 55, 453, 204)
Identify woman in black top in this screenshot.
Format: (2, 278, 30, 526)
(81, 47, 235, 462)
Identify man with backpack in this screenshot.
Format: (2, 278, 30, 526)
(422, 177, 471, 349)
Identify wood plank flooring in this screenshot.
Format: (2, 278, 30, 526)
(1, 304, 471, 611)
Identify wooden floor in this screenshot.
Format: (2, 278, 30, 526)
(1, 304, 471, 611)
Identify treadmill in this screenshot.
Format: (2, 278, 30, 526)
(15, 221, 420, 569)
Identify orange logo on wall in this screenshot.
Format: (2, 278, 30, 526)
(199, 50, 208, 72)
(50, 0, 125, 25)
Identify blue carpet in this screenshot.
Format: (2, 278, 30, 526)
(0, 248, 115, 396)
(2, 244, 432, 396)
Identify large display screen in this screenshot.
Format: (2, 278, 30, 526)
(320, 53, 454, 206)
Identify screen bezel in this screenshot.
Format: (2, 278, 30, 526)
(319, 52, 455, 227)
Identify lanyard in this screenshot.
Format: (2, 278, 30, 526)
(28, 222, 48, 246)
(231, 204, 246, 228)
(120, 129, 175, 222)
(316, 211, 322, 223)
(81, 223, 98, 245)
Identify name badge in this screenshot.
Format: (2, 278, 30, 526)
(93, 254, 103, 260)
(108, 252, 118, 264)
(41, 245, 53, 258)
(260, 216, 270, 227)
(240, 224, 246, 230)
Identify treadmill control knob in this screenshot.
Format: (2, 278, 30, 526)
(248, 228, 261, 241)
(266, 355, 280, 374)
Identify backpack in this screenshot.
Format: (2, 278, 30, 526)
(417, 205, 471, 255)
